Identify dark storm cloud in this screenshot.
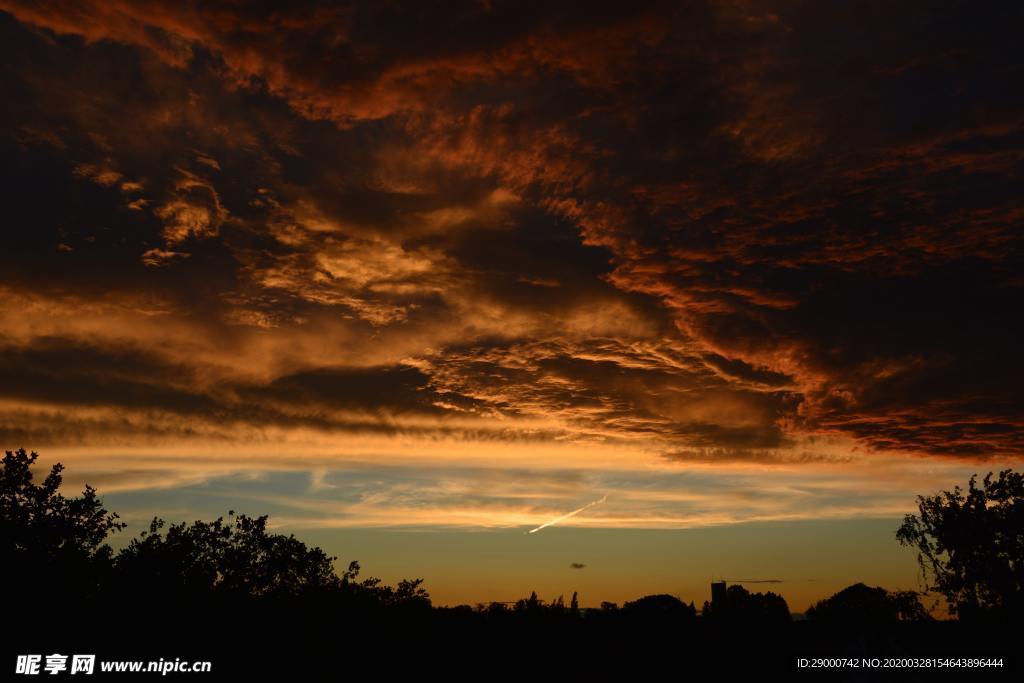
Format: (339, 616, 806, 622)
(699, 353, 793, 389)
(0, 336, 218, 414)
(0, 336, 502, 444)
(0, 0, 1021, 459)
(245, 365, 479, 416)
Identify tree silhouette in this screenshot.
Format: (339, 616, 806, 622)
(516, 590, 541, 613)
(806, 583, 931, 624)
(702, 584, 790, 624)
(896, 469, 1024, 619)
(2, 449, 432, 621)
(11, 443, 1018, 671)
(112, 515, 432, 612)
(112, 511, 342, 606)
(1, 448, 125, 606)
(621, 593, 696, 620)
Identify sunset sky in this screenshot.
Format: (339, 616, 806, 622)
(1, 1, 1022, 611)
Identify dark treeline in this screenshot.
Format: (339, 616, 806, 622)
(3, 449, 1019, 679)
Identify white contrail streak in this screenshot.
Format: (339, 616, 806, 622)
(527, 495, 607, 534)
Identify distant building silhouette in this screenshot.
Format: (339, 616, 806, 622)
(711, 581, 727, 608)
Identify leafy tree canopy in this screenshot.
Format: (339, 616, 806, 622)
(1, 448, 430, 611)
(806, 583, 931, 623)
(896, 469, 1024, 619)
(1, 448, 125, 602)
(702, 584, 790, 624)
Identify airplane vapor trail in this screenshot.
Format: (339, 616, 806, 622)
(527, 495, 607, 534)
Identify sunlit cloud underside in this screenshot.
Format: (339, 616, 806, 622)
(0, 0, 1021, 545)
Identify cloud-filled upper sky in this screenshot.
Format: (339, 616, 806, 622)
(0, 0, 1022, 605)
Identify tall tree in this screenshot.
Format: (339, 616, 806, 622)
(1, 448, 125, 606)
(896, 469, 1024, 619)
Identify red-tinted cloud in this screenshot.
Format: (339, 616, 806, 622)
(0, 0, 1021, 462)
